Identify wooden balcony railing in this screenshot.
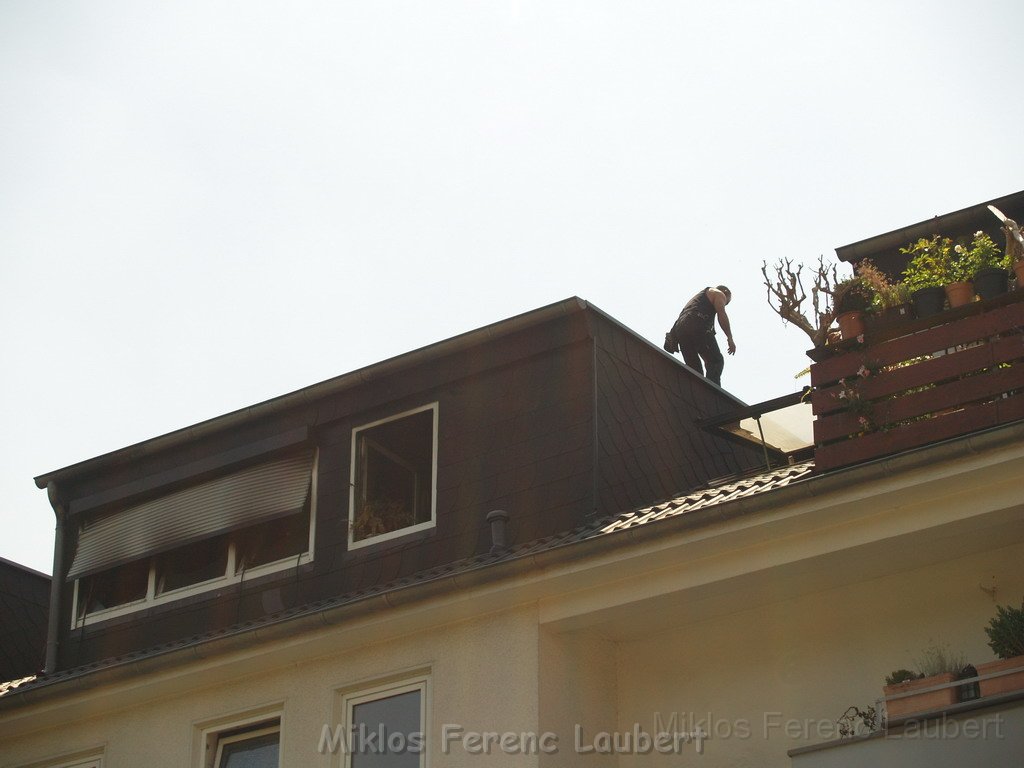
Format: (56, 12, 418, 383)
(811, 291, 1024, 472)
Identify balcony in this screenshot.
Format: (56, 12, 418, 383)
(811, 290, 1024, 472)
(790, 674, 1024, 768)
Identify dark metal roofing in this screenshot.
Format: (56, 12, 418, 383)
(0, 558, 49, 682)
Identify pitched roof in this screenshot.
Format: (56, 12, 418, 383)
(1, 461, 811, 700)
(0, 559, 49, 682)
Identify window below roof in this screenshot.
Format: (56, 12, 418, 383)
(349, 404, 437, 549)
(198, 712, 282, 768)
(329, 674, 428, 767)
(70, 451, 318, 628)
(212, 722, 280, 768)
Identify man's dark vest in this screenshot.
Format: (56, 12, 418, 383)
(673, 288, 716, 336)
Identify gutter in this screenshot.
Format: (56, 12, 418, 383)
(43, 482, 67, 674)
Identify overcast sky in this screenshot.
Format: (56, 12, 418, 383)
(2, 1, 1022, 574)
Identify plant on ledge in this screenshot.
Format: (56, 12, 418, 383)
(885, 669, 921, 686)
(977, 599, 1024, 697)
(836, 704, 878, 738)
(985, 601, 1024, 659)
(761, 256, 859, 349)
(901, 236, 953, 291)
(856, 259, 911, 311)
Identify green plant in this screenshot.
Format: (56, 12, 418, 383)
(984, 600, 1024, 659)
(901, 236, 952, 291)
(836, 705, 878, 738)
(959, 230, 1011, 272)
(902, 232, 1009, 290)
(834, 275, 873, 313)
(914, 644, 967, 677)
(831, 362, 879, 432)
(885, 669, 921, 686)
(351, 498, 415, 540)
(857, 259, 911, 310)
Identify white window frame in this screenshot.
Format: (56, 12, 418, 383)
(196, 707, 283, 768)
(348, 403, 438, 551)
(212, 723, 280, 768)
(339, 674, 429, 768)
(70, 451, 319, 628)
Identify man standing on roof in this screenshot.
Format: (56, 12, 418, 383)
(663, 285, 735, 387)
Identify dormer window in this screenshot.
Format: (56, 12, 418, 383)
(70, 450, 317, 626)
(349, 404, 437, 549)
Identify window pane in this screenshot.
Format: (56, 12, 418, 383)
(219, 731, 279, 768)
(79, 558, 148, 615)
(235, 508, 310, 572)
(350, 690, 422, 767)
(353, 409, 434, 542)
(155, 534, 229, 594)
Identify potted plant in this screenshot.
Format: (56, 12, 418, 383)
(944, 236, 978, 307)
(965, 230, 1012, 300)
(858, 259, 913, 331)
(883, 645, 966, 719)
(978, 600, 1024, 697)
(901, 236, 950, 317)
(833, 276, 872, 340)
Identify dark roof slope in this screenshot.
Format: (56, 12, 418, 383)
(0, 558, 49, 681)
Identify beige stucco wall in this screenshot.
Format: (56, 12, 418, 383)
(4, 436, 1022, 768)
(611, 540, 1024, 768)
(0, 603, 543, 768)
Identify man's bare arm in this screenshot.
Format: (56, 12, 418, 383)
(708, 289, 736, 355)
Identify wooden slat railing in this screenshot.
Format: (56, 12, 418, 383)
(811, 293, 1024, 472)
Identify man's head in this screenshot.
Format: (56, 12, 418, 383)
(716, 285, 732, 305)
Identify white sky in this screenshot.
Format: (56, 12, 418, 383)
(2, 1, 1022, 574)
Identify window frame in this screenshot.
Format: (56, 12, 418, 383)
(196, 708, 283, 768)
(70, 450, 319, 628)
(347, 403, 438, 551)
(339, 674, 429, 768)
(212, 723, 280, 768)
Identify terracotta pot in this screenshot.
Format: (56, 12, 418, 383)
(977, 655, 1024, 697)
(884, 672, 958, 719)
(944, 281, 975, 308)
(835, 310, 865, 341)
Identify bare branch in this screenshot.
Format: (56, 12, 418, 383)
(761, 256, 844, 348)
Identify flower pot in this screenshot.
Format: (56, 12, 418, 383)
(973, 267, 1009, 301)
(977, 656, 1024, 697)
(944, 281, 975, 308)
(864, 303, 914, 334)
(911, 287, 946, 318)
(884, 672, 958, 719)
(835, 310, 864, 341)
